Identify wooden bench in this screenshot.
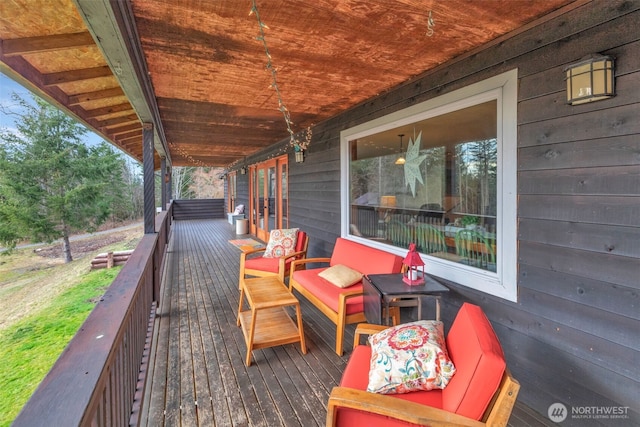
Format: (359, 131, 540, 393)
(288, 238, 403, 355)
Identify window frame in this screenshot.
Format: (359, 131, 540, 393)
(340, 69, 518, 302)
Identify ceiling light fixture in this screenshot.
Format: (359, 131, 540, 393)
(395, 134, 406, 165)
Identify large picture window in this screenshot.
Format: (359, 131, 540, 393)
(341, 70, 518, 301)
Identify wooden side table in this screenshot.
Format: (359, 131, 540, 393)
(236, 276, 307, 366)
(363, 273, 449, 325)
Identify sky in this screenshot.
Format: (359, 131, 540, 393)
(1, 72, 114, 149)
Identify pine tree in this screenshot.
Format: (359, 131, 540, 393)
(0, 94, 127, 262)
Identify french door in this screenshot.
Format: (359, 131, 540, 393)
(227, 172, 237, 212)
(250, 156, 288, 241)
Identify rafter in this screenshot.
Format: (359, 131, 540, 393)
(42, 66, 112, 86)
(84, 103, 134, 118)
(108, 125, 142, 137)
(115, 129, 142, 140)
(1, 32, 94, 56)
(68, 87, 124, 105)
(100, 114, 139, 128)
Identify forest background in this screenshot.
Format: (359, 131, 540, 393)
(0, 82, 224, 424)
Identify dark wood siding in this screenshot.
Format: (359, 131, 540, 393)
(246, 1, 640, 424)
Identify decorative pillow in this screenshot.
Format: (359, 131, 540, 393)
(367, 320, 456, 395)
(263, 228, 299, 258)
(318, 264, 363, 288)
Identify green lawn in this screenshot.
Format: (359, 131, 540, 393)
(0, 267, 121, 427)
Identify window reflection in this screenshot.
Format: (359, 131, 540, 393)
(348, 100, 497, 272)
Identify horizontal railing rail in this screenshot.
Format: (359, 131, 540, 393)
(13, 203, 173, 427)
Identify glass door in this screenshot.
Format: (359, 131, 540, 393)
(227, 172, 236, 212)
(250, 156, 288, 241)
(280, 161, 288, 228)
(254, 160, 273, 241)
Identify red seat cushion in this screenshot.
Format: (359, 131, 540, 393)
(245, 232, 307, 274)
(443, 303, 506, 420)
(292, 269, 364, 315)
(336, 345, 443, 426)
(244, 256, 284, 274)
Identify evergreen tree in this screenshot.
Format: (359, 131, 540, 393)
(0, 94, 127, 262)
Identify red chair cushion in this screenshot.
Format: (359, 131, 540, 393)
(291, 269, 364, 315)
(329, 238, 403, 274)
(336, 345, 443, 426)
(443, 302, 506, 420)
(245, 232, 306, 274)
(295, 230, 307, 253)
(244, 256, 282, 274)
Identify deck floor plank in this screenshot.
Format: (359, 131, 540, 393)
(140, 219, 549, 426)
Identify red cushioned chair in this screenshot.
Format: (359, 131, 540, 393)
(326, 303, 520, 427)
(238, 230, 309, 287)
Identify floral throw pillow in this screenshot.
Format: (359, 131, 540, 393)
(367, 320, 456, 394)
(263, 228, 299, 258)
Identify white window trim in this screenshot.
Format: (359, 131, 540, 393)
(340, 69, 518, 302)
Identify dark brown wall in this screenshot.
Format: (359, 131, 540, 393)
(245, 1, 640, 424)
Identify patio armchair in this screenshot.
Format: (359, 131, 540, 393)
(326, 303, 520, 426)
(239, 229, 309, 286)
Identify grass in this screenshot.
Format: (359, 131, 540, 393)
(0, 224, 142, 426)
(0, 267, 121, 426)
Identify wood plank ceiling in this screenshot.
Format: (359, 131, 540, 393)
(0, 0, 577, 169)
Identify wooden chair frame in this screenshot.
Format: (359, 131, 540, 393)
(326, 324, 520, 427)
(239, 232, 309, 287)
(288, 263, 400, 355)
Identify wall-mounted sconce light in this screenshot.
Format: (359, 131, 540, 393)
(240, 166, 247, 175)
(294, 150, 304, 163)
(565, 54, 615, 105)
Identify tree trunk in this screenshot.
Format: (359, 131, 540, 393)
(62, 231, 73, 263)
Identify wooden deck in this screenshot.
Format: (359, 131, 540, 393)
(139, 219, 553, 427)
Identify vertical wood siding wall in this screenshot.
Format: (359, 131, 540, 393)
(238, 2, 639, 423)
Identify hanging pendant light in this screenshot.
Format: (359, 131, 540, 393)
(395, 134, 406, 165)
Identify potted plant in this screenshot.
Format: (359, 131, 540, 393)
(461, 215, 479, 229)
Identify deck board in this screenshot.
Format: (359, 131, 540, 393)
(140, 219, 553, 426)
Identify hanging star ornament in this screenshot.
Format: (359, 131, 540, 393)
(403, 131, 427, 197)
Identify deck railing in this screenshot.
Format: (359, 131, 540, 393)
(12, 203, 173, 427)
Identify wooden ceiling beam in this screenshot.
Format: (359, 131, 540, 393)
(115, 130, 142, 140)
(119, 135, 142, 145)
(107, 124, 142, 136)
(42, 66, 112, 86)
(99, 114, 139, 128)
(68, 87, 125, 105)
(84, 103, 134, 118)
(1, 32, 95, 56)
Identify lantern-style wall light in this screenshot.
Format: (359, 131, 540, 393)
(564, 54, 615, 105)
